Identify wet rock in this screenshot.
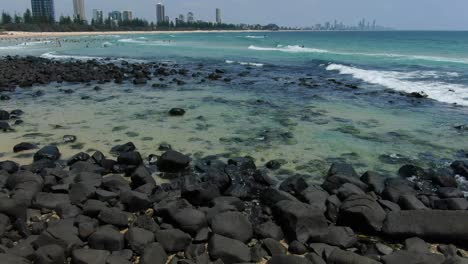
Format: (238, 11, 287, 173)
(89, 225, 125, 251)
(273, 200, 328, 243)
(211, 211, 253, 243)
(361, 171, 386, 194)
(110, 142, 136, 155)
(315, 226, 357, 248)
(158, 143, 172, 151)
(157, 150, 191, 172)
(13, 142, 38, 153)
(383, 210, 468, 244)
(102, 175, 131, 193)
(63, 135, 77, 143)
(0, 94, 10, 100)
(155, 229, 191, 253)
(67, 152, 91, 166)
(0, 110, 10, 120)
(69, 182, 96, 204)
(382, 178, 416, 203)
(398, 194, 428, 210)
(433, 198, 468, 210)
(140, 242, 168, 264)
(322, 163, 368, 193)
(208, 234, 251, 264)
(117, 151, 143, 166)
(279, 175, 308, 195)
(337, 194, 386, 232)
(169, 108, 186, 116)
(266, 160, 282, 170)
(98, 207, 130, 227)
(120, 190, 151, 212)
(0, 121, 11, 131)
(33, 146, 61, 162)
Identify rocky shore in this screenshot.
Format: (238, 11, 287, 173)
(0, 142, 467, 264)
(0, 56, 467, 264)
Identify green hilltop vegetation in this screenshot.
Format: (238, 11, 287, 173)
(0, 9, 280, 32)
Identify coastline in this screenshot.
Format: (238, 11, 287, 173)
(0, 30, 268, 39)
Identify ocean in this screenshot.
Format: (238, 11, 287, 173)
(0, 31, 467, 181)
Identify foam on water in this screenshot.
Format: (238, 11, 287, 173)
(248, 45, 329, 53)
(225, 60, 263, 67)
(40, 52, 147, 63)
(326, 63, 468, 106)
(118, 38, 172, 46)
(244, 35, 265, 39)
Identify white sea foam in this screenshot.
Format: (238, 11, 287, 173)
(225, 60, 263, 67)
(249, 45, 468, 64)
(248, 45, 329, 53)
(326, 63, 468, 106)
(118, 38, 171, 46)
(102, 42, 113, 47)
(245, 35, 265, 39)
(40, 52, 146, 63)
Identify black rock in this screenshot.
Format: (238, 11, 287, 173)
(0, 121, 11, 131)
(13, 142, 38, 153)
(279, 175, 308, 195)
(383, 210, 468, 244)
(67, 152, 91, 166)
(288, 240, 308, 255)
(110, 142, 136, 155)
(157, 150, 191, 172)
(130, 165, 156, 188)
(169, 108, 186, 116)
(405, 237, 429, 254)
(263, 238, 287, 256)
(328, 248, 380, 264)
(98, 207, 130, 227)
(63, 135, 77, 143)
(140, 243, 168, 264)
(322, 163, 368, 193)
(88, 225, 125, 251)
(398, 194, 428, 210)
(155, 229, 191, 253)
(102, 175, 131, 193)
(254, 221, 284, 241)
(0, 110, 10, 120)
(266, 160, 282, 170)
(273, 200, 328, 243)
(298, 185, 329, 213)
(208, 234, 251, 264)
(211, 211, 253, 243)
(267, 255, 312, 264)
(337, 194, 386, 233)
(120, 190, 151, 212)
(117, 151, 143, 166)
(360, 171, 386, 194)
(315, 226, 357, 248)
(172, 208, 207, 235)
(125, 227, 155, 254)
(69, 182, 96, 204)
(33, 192, 70, 210)
(381, 250, 445, 264)
(0, 253, 30, 264)
(35, 244, 66, 264)
(71, 248, 110, 264)
(33, 145, 61, 162)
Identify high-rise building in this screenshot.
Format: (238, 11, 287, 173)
(109, 11, 122, 21)
(72, 0, 86, 21)
(187, 12, 194, 23)
(215, 8, 221, 24)
(31, 0, 55, 21)
(122, 11, 133, 21)
(92, 9, 103, 24)
(178, 14, 185, 23)
(156, 3, 165, 24)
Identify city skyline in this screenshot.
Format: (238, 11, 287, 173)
(2, 0, 468, 30)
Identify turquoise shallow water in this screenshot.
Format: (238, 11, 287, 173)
(0, 31, 467, 180)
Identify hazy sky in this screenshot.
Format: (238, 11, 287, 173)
(2, 0, 468, 30)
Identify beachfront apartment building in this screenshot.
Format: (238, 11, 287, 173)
(72, 0, 86, 21)
(123, 11, 133, 21)
(31, 0, 55, 21)
(156, 3, 165, 24)
(216, 8, 222, 24)
(187, 12, 194, 23)
(92, 9, 103, 24)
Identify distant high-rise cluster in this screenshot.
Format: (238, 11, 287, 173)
(92, 9, 103, 24)
(216, 8, 222, 24)
(72, 0, 86, 21)
(156, 3, 166, 24)
(123, 11, 133, 21)
(187, 12, 194, 23)
(31, 0, 55, 21)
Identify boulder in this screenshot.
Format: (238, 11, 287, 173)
(254, 221, 284, 241)
(34, 146, 61, 162)
(13, 142, 38, 153)
(71, 248, 110, 264)
(169, 108, 186, 116)
(172, 208, 207, 235)
(208, 234, 251, 264)
(337, 194, 386, 232)
(125, 227, 155, 254)
(157, 150, 191, 172)
(120, 190, 151, 212)
(267, 255, 312, 264)
(155, 229, 191, 253)
(361, 171, 386, 194)
(322, 163, 367, 192)
(35, 244, 66, 264)
(328, 248, 381, 264)
(211, 211, 253, 243)
(88, 225, 125, 251)
(315, 226, 357, 248)
(383, 210, 468, 244)
(262, 238, 287, 256)
(139, 243, 168, 264)
(273, 200, 328, 243)
(381, 250, 446, 264)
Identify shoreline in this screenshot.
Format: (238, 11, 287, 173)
(0, 30, 269, 39)
(0, 56, 467, 263)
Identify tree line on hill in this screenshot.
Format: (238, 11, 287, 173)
(0, 9, 280, 32)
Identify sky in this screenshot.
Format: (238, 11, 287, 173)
(1, 0, 468, 30)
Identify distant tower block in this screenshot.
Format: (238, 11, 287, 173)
(216, 8, 222, 24)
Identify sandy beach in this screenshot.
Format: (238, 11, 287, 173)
(0, 30, 266, 39)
